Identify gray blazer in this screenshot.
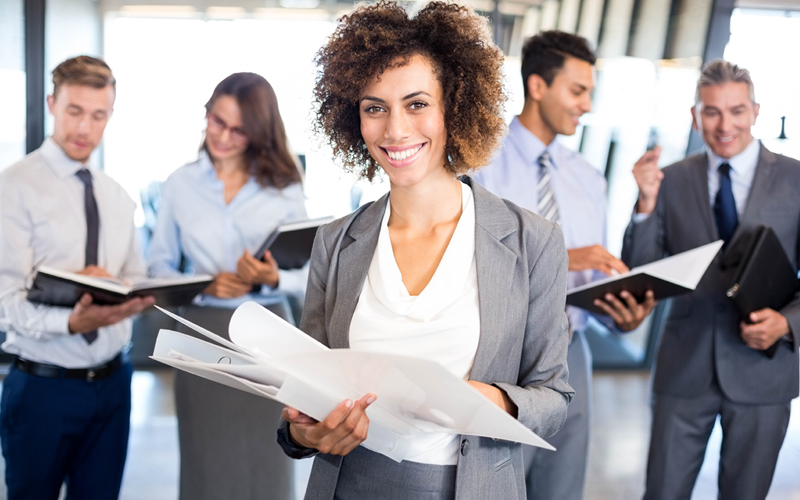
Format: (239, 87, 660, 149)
(277, 177, 573, 500)
(622, 145, 800, 404)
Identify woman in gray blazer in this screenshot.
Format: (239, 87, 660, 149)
(276, 2, 574, 499)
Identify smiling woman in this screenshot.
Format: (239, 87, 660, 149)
(275, 2, 573, 500)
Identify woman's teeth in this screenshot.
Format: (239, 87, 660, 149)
(387, 144, 422, 161)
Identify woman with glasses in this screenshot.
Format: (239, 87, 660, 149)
(276, 2, 572, 499)
(148, 72, 307, 500)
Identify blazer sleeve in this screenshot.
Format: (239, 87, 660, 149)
(621, 179, 668, 269)
(276, 224, 331, 459)
(779, 207, 800, 352)
(495, 222, 573, 439)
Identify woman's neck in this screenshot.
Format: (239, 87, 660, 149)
(211, 154, 247, 177)
(388, 171, 463, 229)
(211, 155, 249, 204)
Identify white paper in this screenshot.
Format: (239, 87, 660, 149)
(152, 301, 555, 462)
(228, 301, 328, 357)
(567, 240, 723, 294)
(155, 305, 255, 358)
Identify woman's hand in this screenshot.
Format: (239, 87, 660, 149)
(283, 393, 377, 455)
(237, 250, 279, 288)
(468, 381, 518, 417)
(204, 272, 252, 298)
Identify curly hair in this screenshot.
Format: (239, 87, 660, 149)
(313, 1, 507, 180)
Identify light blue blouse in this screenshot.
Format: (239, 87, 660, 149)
(147, 154, 309, 305)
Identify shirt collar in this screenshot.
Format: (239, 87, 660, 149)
(39, 137, 92, 179)
(508, 116, 558, 170)
(706, 137, 761, 177)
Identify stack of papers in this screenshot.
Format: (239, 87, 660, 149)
(151, 302, 554, 462)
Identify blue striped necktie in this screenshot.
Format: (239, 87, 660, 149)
(713, 162, 738, 247)
(537, 151, 560, 223)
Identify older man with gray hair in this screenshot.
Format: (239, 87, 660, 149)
(624, 59, 800, 500)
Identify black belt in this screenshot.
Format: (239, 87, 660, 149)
(13, 353, 124, 382)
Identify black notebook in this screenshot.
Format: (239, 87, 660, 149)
(566, 241, 723, 315)
(28, 267, 214, 308)
(255, 217, 334, 270)
(727, 226, 799, 358)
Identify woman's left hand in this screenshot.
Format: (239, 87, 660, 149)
(468, 381, 518, 417)
(237, 250, 279, 288)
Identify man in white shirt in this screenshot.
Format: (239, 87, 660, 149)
(0, 56, 154, 500)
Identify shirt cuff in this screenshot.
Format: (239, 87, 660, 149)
(47, 306, 74, 336)
(276, 421, 318, 459)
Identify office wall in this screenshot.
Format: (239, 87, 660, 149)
(0, 0, 26, 171)
(43, 0, 102, 161)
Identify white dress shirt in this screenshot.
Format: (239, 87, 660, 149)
(633, 138, 761, 224)
(349, 182, 481, 465)
(0, 138, 146, 368)
(706, 138, 760, 220)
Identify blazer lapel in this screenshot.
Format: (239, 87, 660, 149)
(464, 178, 519, 382)
(327, 195, 387, 349)
(733, 145, 777, 240)
(688, 155, 718, 242)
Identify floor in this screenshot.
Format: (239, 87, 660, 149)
(0, 369, 799, 499)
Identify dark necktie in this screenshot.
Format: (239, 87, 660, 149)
(713, 162, 738, 247)
(76, 169, 99, 344)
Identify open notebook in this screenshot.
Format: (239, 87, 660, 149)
(28, 266, 213, 308)
(566, 240, 724, 315)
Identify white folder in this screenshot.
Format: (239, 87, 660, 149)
(151, 302, 554, 462)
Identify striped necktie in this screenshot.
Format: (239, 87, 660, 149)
(537, 151, 560, 223)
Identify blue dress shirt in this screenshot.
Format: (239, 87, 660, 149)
(147, 154, 308, 305)
(472, 117, 608, 332)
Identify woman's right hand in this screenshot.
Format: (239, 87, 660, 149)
(204, 272, 252, 298)
(283, 393, 377, 455)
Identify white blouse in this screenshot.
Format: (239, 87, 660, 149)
(349, 182, 481, 465)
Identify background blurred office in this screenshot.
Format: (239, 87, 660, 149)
(1, 0, 799, 498)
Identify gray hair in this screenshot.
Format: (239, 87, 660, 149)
(695, 59, 756, 106)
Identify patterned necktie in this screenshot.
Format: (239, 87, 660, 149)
(713, 162, 738, 248)
(537, 151, 560, 223)
(76, 169, 99, 344)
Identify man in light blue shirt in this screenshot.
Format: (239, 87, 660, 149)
(473, 31, 656, 500)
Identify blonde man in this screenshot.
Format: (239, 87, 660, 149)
(0, 56, 153, 499)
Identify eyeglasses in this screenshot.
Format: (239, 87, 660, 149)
(206, 112, 248, 143)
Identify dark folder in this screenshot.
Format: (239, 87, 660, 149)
(566, 241, 723, 316)
(726, 226, 799, 358)
(255, 217, 333, 270)
(28, 267, 213, 308)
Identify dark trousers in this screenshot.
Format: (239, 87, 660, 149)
(0, 359, 133, 500)
(176, 305, 296, 500)
(524, 329, 591, 500)
(644, 377, 790, 500)
(334, 446, 457, 500)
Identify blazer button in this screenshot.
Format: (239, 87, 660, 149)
(460, 438, 469, 456)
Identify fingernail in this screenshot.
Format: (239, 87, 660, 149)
(345, 399, 353, 408)
(366, 395, 377, 405)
